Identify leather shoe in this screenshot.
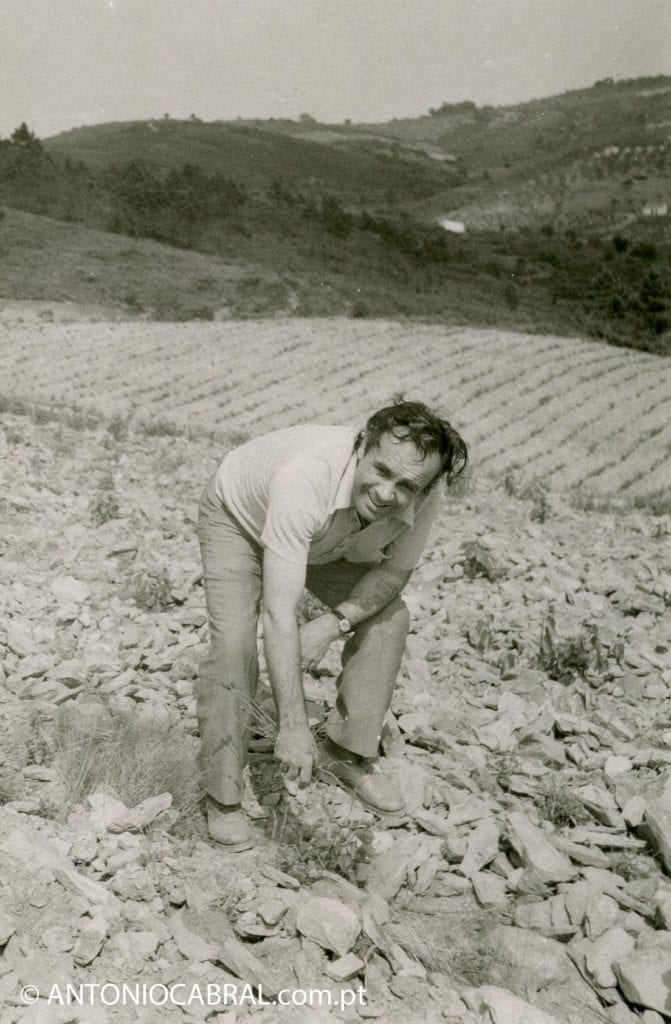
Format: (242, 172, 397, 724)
(316, 739, 405, 817)
(205, 798, 253, 850)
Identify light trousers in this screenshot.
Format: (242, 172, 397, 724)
(196, 477, 410, 805)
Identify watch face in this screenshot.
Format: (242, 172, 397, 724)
(338, 616, 352, 634)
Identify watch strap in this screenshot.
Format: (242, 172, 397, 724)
(333, 609, 353, 636)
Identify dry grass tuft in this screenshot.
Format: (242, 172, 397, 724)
(534, 776, 590, 827)
(53, 705, 203, 827)
(386, 910, 508, 986)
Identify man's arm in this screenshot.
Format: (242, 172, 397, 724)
(299, 562, 411, 671)
(262, 547, 316, 784)
(334, 563, 412, 626)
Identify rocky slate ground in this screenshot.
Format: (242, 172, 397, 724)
(1, 410, 671, 1024)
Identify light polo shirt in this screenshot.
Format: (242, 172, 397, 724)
(214, 424, 441, 570)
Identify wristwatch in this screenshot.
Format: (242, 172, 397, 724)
(333, 609, 353, 636)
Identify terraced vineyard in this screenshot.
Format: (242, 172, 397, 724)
(2, 317, 670, 495)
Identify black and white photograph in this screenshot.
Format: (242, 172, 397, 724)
(1, 1, 671, 1021)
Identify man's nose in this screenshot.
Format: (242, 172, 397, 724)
(375, 481, 396, 504)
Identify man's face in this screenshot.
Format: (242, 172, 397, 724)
(352, 432, 442, 523)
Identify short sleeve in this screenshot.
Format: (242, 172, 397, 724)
(386, 484, 442, 571)
(260, 458, 330, 564)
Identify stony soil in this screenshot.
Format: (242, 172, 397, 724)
(1, 399, 671, 1024)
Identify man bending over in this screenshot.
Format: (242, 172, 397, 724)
(196, 399, 468, 848)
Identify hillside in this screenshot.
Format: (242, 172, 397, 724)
(0, 207, 279, 321)
(43, 119, 453, 201)
(354, 76, 671, 194)
(2, 77, 671, 351)
(2, 317, 670, 499)
(41, 77, 671, 232)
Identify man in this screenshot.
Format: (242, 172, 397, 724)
(196, 399, 467, 849)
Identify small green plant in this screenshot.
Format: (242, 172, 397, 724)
(211, 886, 247, 922)
(0, 769, 23, 805)
(3, 423, 23, 445)
(492, 752, 522, 790)
(466, 616, 493, 654)
(88, 485, 120, 525)
(499, 471, 551, 521)
(470, 752, 521, 797)
(0, 394, 32, 417)
(529, 482, 551, 523)
(137, 417, 184, 438)
(107, 412, 129, 441)
(50, 424, 76, 457)
(608, 850, 654, 881)
(273, 806, 374, 885)
(501, 468, 519, 497)
(223, 429, 252, 448)
(130, 567, 173, 612)
(278, 815, 374, 880)
(462, 540, 507, 582)
(534, 776, 590, 827)
(632, 491, 671, 516)
(537, 604, 607, 685)
(568, 487, 600, 512)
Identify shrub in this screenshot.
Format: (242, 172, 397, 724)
(349, 300, 370, 318)
(271, 798, 374, 885)
(503, 282, 520, 310)
(537, 604, 607, 685)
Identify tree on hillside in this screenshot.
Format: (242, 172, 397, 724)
(11, 122, 41, 147)
(0, 122, 49, 184)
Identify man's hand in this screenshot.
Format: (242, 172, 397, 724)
(274, 724, 317, 785)
(299, 612, 340, 672)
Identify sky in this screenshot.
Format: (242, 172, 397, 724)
(2, 0, 670, 139)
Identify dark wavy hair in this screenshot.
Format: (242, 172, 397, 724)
(354, 397, 468, 489)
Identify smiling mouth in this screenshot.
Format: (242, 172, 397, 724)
(368, 494, 393, 511)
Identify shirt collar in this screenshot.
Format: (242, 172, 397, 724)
(329, 448, 416, 526)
